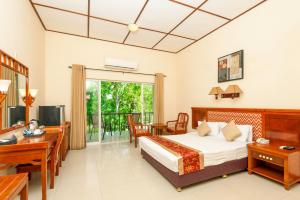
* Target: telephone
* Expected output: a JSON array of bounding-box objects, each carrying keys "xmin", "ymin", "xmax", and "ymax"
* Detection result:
[{"xmin": 256, "ymin": 138, "xmax": 270, "ymax": 144}]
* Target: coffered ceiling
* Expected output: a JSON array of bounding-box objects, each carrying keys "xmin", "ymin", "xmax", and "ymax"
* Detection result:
[{"xmin": 29, "ymin": 0, "xmax": 267, "ymax": 53}]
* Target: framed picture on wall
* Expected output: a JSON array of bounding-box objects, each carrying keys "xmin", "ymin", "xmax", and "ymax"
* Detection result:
[{"xmin": 218, "ymin": 50, "xmax": 244, "ymax": 82}]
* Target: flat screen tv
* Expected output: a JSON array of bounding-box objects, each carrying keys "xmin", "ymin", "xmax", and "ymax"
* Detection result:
[
  {"xmin": 8, "ymin": 106, "xmax": 26, "ymax": 127},
  {"xmin": 39, "ymin": 105, "xmax": 65, "ymax": 126}
]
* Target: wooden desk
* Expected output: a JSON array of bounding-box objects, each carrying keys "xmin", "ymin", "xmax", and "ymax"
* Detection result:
[
  {"xmin": 0, "ymin": 131, "xmax": 59, "ymax": 200},
  {"xmin": 0, "ymin": 173, "xmax": 28, "ymax": 200},
  {"xmin": 151, "ymin": 123, "xmax": 167, "ymax": 135},
  {"xmin": 248, "ymin": 142, "xmax": 300, "ymax": 190}
]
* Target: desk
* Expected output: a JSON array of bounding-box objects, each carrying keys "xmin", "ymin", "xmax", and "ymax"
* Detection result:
[
  {"xmin": 151, "ymin": 123, "xmax": 167, "ymax": 135},
  {"xmin": 0, "ymin": 130, "xmax": 59, "ymax": 200},
  {"xmin": 0, "ymin": 173, "xmax": 28, "ymax": 200}
]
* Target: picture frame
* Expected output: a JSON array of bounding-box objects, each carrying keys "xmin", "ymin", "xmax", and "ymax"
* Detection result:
[{"xmin": 218, "ymin": 50, "xmax": 244, "ymax": 83}]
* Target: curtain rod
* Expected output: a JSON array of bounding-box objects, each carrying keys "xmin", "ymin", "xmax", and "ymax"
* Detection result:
[{"xmin": 68, "ymin": 66, "xmax": 166, "ymax": 77}]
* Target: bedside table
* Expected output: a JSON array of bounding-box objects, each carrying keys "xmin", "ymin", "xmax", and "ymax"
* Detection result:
[{"xmin": 248, "ymin": 142, "xmax": 300, "ymax": 190}]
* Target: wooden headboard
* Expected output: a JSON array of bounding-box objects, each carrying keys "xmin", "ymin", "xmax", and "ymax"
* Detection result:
[{"xmin": 192, "ymin": 107, "xmax": 300, "ymax": 144}]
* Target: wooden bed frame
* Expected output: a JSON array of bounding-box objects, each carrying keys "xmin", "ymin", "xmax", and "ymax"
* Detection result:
[{"xmin": 141, "ymin": 107, "xmax": 300, "ymax": 191}]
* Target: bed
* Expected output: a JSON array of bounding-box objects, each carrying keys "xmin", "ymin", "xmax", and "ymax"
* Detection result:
[
  {"xmin": 140, "ymin": 107, "xmax": 300, "ymax": 191},
  {"xmin": 140, "ymin": 124, "xmax": 252, "ymax": 191}
]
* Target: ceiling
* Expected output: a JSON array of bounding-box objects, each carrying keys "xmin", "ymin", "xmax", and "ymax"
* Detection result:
[{"xmin": 29, "ymin": 0, "xmax": 267, "ymax": 53}]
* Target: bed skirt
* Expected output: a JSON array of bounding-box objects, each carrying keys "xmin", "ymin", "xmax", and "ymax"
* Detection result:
[{"xmin": 141, "ymin": 149, "xmax": 248, "ymax": 189}]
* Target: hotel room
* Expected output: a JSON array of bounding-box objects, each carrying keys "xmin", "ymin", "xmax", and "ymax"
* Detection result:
[{"xmin": 0, "ymin": 0, "xmax": 300, "ymax": 199}]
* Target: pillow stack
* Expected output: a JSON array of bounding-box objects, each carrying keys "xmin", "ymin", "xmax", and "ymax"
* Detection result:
[
  {"xmin": 196, "ymin": 120, "xmax": 252, "ymax": 142},
  {"xmin": 221, "ymin": 120, "xmax": 241, "ymax": 141}
]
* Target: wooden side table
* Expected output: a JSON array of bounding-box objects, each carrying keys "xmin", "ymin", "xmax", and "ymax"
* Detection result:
[
  {"xmin": 151, "ymin": 123, "xmax": 167, "ymax": 135},
  {"xmin": 248, "ymin": 142, "xmax": 300, "ymax": 190},
  {"xmin": 0, "ymin": 173, "xmax": 28, "ymax": 200}
]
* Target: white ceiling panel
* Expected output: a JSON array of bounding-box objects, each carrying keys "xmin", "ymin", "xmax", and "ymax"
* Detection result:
[
  {"xmin": 155, "ymin": 35, "xmax": 194, "ymax": 52},
  {"xmin": 90, "ymin": 18, "xmax": 129, "ymax": 43},
  {"xmin": 174, "ymin": 0, "xmax": 206, "ymax": 7},
  {"xmin": 137, "ymin": 0, "xmax": 193, "ymax": 32},
  {"xmin": 36, "ymin": 5, "xmax": 87, "ymax": 36},
  {"xmin": 90, "ymin": 0, "xmax": 147, "ymax": 24},
  {"xmin": 201, "ymin": 0, "xmax": 264, "ymax": 19},
  {"xmin": 33, "ymin": 0, "xmax": 88, "ymax": 14},
  {"xmin": 125, "ymin": 29, "xmax": 165, "ymax": 48},
  {"xmin": 172, "ymin": 11, "xmax": 227, "ymax": 39}
]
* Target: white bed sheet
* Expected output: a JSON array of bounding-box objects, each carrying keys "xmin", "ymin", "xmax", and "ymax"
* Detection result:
[{"xmin": 139, "ymin": 132, "xmax": 248, "ymax": 173}]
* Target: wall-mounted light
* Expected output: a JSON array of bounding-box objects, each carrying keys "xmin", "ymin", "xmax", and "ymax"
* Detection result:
[
  {"xmin": 19, "ymin": 89, "xmax": 38, "ymax": 106},
  {"xmin": 209, "ymin": 87, "xmax": 224, "ymax": 100},
  {"xmin": 0, "ymin": 80, "xmax": 11, "ymax": 104},
  {"xmin": 222, "ymin": 85, "xmax": 243, "ymax": 99}
]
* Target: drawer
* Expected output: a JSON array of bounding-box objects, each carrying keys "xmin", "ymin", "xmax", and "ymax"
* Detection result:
[{"xmin": 252, "ymin": 151, "xmax": 284, "ymax": 166}]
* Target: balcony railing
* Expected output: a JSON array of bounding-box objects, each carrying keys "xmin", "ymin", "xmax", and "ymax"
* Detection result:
[{"xmin": 87, "ymin": 112, "xmax": 153, "ymax": 141}]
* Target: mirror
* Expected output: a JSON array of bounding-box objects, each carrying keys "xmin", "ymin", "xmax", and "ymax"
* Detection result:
[{"xmin": 1, "ymin": 66, "xmax": 27, "ymax": 129}]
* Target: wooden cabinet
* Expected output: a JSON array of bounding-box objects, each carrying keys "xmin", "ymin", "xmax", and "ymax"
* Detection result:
[{"xmin": 248, "ymin": 142, "xmax": 300, "ymax": 190}]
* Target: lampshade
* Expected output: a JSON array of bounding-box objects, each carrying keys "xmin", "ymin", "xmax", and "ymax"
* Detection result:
[
  {"xmin": 128, "ymin": 23, "xmax": 139, "ymax": 32},
  {"xmin": 19, "ymin": 89, "xmax": 26, "ymax": 97},
  {"xmin": 29, "ymin": 89, "xmax": 38, "ymax": 97},
  {"xmin": 0, "ymin": 80, "xmax": 11, "ymax": 93},
  {"xmin": 209, "ymin": 87, "xmax": 224, "ymax": 95},
  {"xmin": 224, "ymin": 85, "xmax": 243, "ymax": 94}
]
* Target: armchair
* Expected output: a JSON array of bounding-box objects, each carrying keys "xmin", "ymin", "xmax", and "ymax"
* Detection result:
[
  {"xmin": 166, "ymin": 113, "xmax": 189, "ymax": 135},
  {"xmin": 127, "ymin": 114, "xmax": 151, "ymax": 148}
]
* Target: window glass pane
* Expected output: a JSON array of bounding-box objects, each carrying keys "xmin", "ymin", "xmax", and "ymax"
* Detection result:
[{"xmin": 86, "ymin": 80, "xmax": 99, "ymax": 142}]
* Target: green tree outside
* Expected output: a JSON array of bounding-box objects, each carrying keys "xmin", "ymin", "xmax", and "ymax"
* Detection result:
[{"xmin": 86, "ymin": 80, "xmax": 154, "ymax": 142}]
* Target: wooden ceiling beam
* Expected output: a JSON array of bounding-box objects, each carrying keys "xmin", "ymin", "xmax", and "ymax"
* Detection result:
[
  {"xmin": 169, "ymin": 0, "xmax": 231, "ymax": 21},
  {"xmin": 176, "ymin": 0, "xmax": 268, "ymax": 53},
  {"xmin": 32, "ymin": 2, "xmax": 196, "ymax": 41},
  {"xmin": 47, "ymin": 29, "xmax": 176, "ymax": 54},
  {"xmin": 28, "ymin": 0, "xmax": 268, "ymax": 54},
  {"xmin": 123, "ymin": 0, "xmax": 149, "ymax": 44},
  {"xmin": 28, "ymin": 0, "xmax": 46, "ymax": 30},
  {"xmin": 152, "ymin": 0, "xmax": 209, "ymax": 49},
  {"xmin": 87, "ymin": 0, "xmax": 90, "ymax": 37}
]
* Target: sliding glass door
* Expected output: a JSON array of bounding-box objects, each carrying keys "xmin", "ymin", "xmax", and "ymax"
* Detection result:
[{"xmin": 86, "ymin": 80, "xmax": 154, "ymax": 143}]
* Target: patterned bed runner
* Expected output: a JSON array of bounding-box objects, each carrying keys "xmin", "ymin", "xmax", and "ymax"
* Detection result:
[{"xmin": 145, "ymin": 136, "xmax": 204, "ymax": 175}]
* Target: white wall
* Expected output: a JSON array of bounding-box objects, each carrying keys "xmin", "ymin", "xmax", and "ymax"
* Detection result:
[
  {"xmin": 0, "ymin": 0, "xmax": 45, "ymax": 119},
  {"xmin": 177, "ymin": 0, "xmax": 300, "ymax": 129},
  {"xmin": 44, "ymin": 32, "xmax": 178, "ymax": 122}
]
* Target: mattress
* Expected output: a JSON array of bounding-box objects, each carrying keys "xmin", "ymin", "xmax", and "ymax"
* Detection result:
[{"xmin": 139, "ymin": 132, "xmax": 248, "ymax": 173}]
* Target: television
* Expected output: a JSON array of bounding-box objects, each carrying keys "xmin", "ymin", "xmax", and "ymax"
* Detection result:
[
  {"xmin": 39, "ymin": 105, "xmax": 65, "ymax": 126},
  {"xmin": 8, "ymin": 106, "xmax": 26, "ymax": 127}
]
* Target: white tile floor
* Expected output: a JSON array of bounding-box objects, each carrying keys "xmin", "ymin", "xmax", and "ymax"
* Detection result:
[{"xmin": 27, "ymin": 142, "xmax": 300, "ymax": 200}]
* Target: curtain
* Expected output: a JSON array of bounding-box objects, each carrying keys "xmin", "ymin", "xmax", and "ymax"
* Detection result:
[
  {"xmin": 1, "ymin": 67, "xmax": 17, "ymax": 128},
  {"xmin": 154, "ymin": 73, "xmax": 164, "ymax": 123},
  {"xmin": 70, "ymin": 64, "xmax": 86, "ymax": 150}
]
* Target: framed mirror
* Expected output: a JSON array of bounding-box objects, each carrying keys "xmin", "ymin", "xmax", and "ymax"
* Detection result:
[{"xmin": 0, "ymin": 50, "xmax": 29, "ymax": 132}]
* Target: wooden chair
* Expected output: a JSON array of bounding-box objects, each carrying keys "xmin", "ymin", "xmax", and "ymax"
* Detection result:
[
  {"xmin": 127, "ymin": 114, "xmax": 151, "ymax": 148},
  {"xmin": 166, "ymin": 113, "xmax": 189, "ymax": 135},
  {"xmin": 0, "ymin": 173, "xmax": 28, "ymax": 200},
  {"xmin": 16, "ymin": 128, "xmax": 64, "ymax": 189}
]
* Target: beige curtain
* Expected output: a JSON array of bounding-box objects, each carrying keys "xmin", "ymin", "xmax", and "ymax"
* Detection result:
[
  {"xmin": 1, "ymin": 67, "xmax": 17, "ymax": 128},
  {"xmin": 154, "ymin": 73, "xmax": 164, "ymax": 123},
  {"xmin": 70, "ymin": 64, "xmax": 86, "ymax": 150}
]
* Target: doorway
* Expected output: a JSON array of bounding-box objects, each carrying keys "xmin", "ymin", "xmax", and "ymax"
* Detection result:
[{"xmin": 86, "ymin": 80, "xmax": 154, "ymax": 143}]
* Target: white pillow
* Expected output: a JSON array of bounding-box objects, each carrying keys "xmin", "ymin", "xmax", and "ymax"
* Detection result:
[
  {"xmin": 218, "ymin": 123, "xmax": 252, "ymax": 142},
  {"xmin": 197, "ymin": 121, "xmax": 220, "ymax": 136}
]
